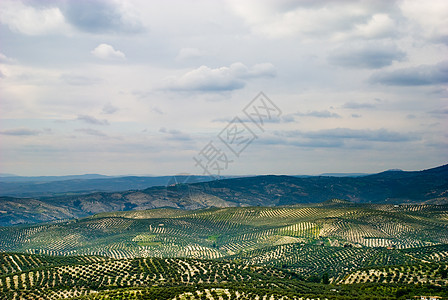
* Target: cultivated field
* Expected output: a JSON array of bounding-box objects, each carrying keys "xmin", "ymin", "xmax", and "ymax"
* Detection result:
[{"xmin": 1, "ymin": 202, "xmax": 448, "ymax": 299}]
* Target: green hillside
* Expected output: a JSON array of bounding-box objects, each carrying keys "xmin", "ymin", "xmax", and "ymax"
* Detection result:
[
  {"xmin": 1, "ymin": 252, "xmax": 447, "ymax": 300},
  {"xmin": 1, "ymin": 202, "xmax": 448, "ymax": 299},
  {"xmin": 2, "ymin": 203, "xmax": 447, "ymax": 258}
]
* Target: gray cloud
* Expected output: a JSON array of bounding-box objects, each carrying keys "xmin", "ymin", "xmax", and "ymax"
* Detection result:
[
  {"xmin": 0, "ymin": 128, "xmax": 40, "ymax": 136},
  {"xmin": 62, "ymin": 0, "xmax": 145, "ymax": 34},
  {"xmin": 370, "ymin": 61, "xmax": 448, "ymax": 86},
  {"xmin": 76, "ymin": 115, "xmax": 109, "ymax": 125},
  {"xmin": 102, "ymin": 103, "xmax": 119, "ymax": 114},
  {"xmin": 151, "ymin": 107, "xmax": 164, "ymax": 115},
  {"xmin": 291, "ymin": 139, "xmax": 344, "ymax": 148},
  {"xmin": 159, "ymin": 128, "xmax": 192, "ymax": 141},
  {"xmin": 75, "ymin": 128, "xmax": 107, "ymax": 137},
  {"xmin": 267, "ymin": 128, "xmax": 419, "ymax": 149},
  {"xmin": 429, "ymin": 108, "xmax": 448, "ymax": 118},
  {"xmin": 328, "ymin": 44, "xmax": 405, "ymax": 69},
  {"xmin": 257, "ymin": 135, "xmax": 344, "ymax": 148},
  {"xmin": 296, "ymin": 110, "xmax": 341, "ymax": 118},
  {"xmin": 281, "ymin": 115, "xmax": 296, "ymax": 123},
  {"xmin": 302, "ymin": 128, "xmax": 418, "ymax": 142},
  {"xmin": 212, "ymin": 114, "xmax": 294, "ymax": 124},
  {"xmin": 1, "ymin": 0, "xmax": 145, "ymax": 36}
]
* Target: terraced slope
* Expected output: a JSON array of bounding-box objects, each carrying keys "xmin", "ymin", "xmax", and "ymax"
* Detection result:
[
  {"xmin": 1, "ymin": 204, "xmax": 448, "ymax": 299},
  {"xmin": 1, "ymin": 252, "xmax": 447, "ymax": 300},
  {"xmin": 341, "ymin": 262, "xmax": 448, "ymax": 285},
  {"xmin": 0, "ymin": 253, "xmax": 322, "ymax": 300},
  {"xmin": 0, "ymin": 253, "xmax": 107, "ymax": 276},
  {"xmin": 1, "ymin": 203, "xmax": 448, "ymax": 259}
]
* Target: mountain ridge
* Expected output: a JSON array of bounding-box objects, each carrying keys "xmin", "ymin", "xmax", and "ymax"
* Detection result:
[{"xmin": 1, "ymin": 164, "xmax": 447, "ymax": 226}]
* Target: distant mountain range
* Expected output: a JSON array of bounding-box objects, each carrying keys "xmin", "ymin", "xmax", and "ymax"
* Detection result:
[
  {"xmin": 318, "ymin": 172, "xmax": 370, "ymax": 177},
  {"xmin": 0, "ymin": 173, "xmax": 373, "ymax": 198},
  {"xmin": 0, "ymin": 173, "xmax": 111, "ymax": 182},
  {"xmin": 0, "ymin": 164, "xmax": 446, "ymax": 226},
  {"xmin": 0, "ymin": 175, "xmax": 218, "ymax": 198}
]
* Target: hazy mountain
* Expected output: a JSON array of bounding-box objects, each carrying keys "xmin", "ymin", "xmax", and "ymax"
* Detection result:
[
  {"xmin": 0, "ymin": 173, "xmax": 17, "ymax": 177},
  {"xmin": 0, "ymin": 164, "xmax": 446, "ymax": 226},
  {"xmin": 0, "ymin": 174, "xmax": 111, "ymax": 182},
  {"xmin": 0, "ymin": 175, "xmax": 217, "ymax": 198},
  {"xmin": 319, "ymin": 173, "xmax": 370, "ymax": 177}
]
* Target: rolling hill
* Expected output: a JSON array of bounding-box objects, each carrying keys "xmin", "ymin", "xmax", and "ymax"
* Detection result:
[
  {"xmin": 1, "ymin": 202, "xmax": 448, "ymax": 299},
  {"xmin": 2, "ymin": 202, "xmax": 448, "ymax": 260},
  {"xmin": 2, "ymin": 251, "xmax": 447, "ymax": 299}
]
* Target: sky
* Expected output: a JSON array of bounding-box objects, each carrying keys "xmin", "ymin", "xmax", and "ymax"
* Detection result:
[{"xmin": 0, "ymin": 0, "xmax": 447, "ymax": 176}]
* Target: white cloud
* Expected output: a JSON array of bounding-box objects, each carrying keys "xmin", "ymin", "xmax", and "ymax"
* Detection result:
[
  {"xmin": 91, "ymin": 44, "xmax": 126, "ymax": 60},
  {"xmin": 353, "ymin": 14, "xmax": 396, "ymax": 39},
  {"xmin": 0, "ymin": 52, "xmax": 16, "ymax": 64},
  {"xmin": 400, "ymin": 0, "xmax": 448, "ymax": 44},
  {"xmin": 0, "ymin": 0, "xmax": 70, "ymax": 35},
  {"xmin": 165, "ymin": 62, "xmax": 276, "ymax": 92},
  {"xmin": 227, "ymin": 0, "xmax": 395, "ymax": 40}
]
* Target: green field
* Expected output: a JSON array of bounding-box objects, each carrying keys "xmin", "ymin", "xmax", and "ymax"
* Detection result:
[{"xmin": 1, "ymin": 202, "xmax": 448, "ymax": 299}]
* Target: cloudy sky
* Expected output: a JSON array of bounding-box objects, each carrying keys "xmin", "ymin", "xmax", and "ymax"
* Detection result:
[{"xmin": 0, "ymin": 0, "xmax": 447, "ymax": 176}]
